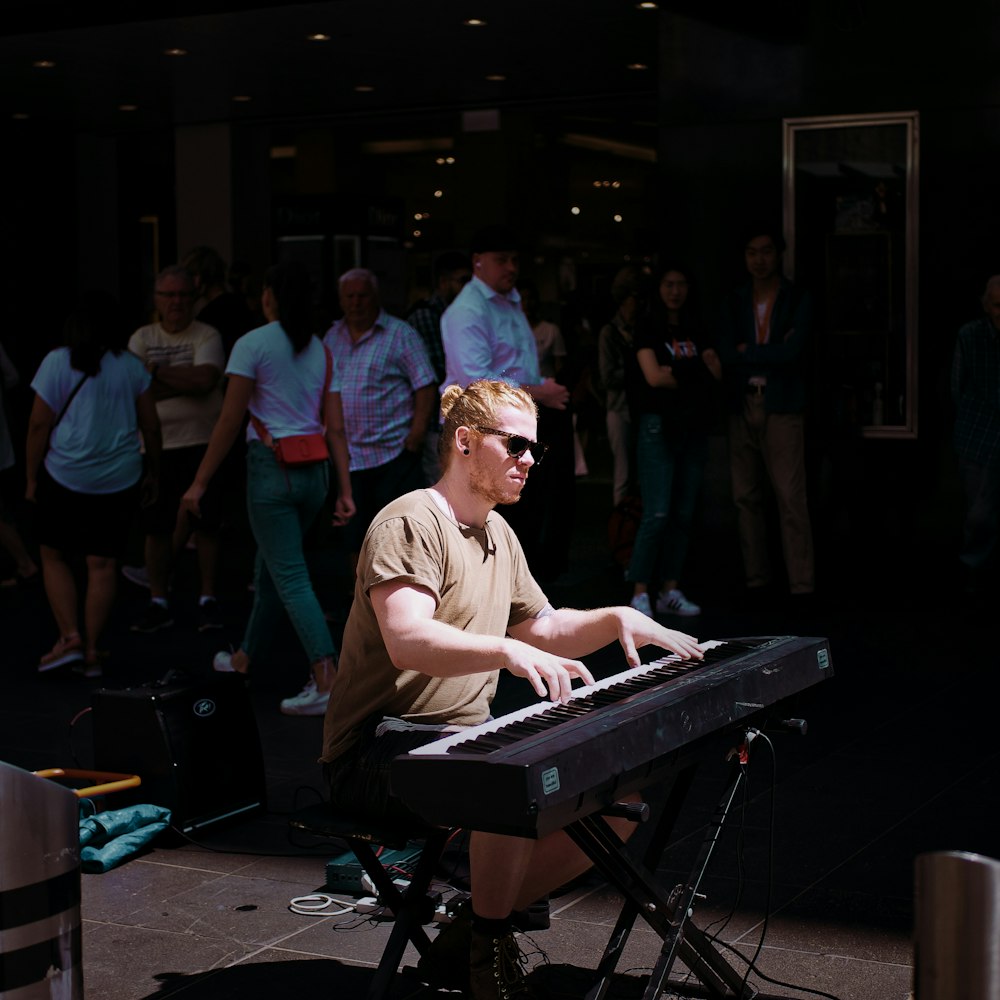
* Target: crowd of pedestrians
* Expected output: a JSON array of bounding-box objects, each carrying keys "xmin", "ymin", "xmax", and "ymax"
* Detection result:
[{"xmin": 0, "ymin": 221, "xmax": 836, "ymax": 717}]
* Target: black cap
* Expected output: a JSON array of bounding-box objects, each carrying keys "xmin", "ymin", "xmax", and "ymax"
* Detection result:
[{"xmin": 469, "ymin": 225, "xmax": 519, "ymax": 255}]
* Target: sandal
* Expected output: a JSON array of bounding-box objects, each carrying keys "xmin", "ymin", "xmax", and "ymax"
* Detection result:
[{"xmin": 38, "ymin": 634, "xmax": 84, "ymax": 672}]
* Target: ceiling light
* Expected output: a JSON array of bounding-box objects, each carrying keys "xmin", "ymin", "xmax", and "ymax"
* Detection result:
[
  {"xmin": 613, "ymin": 214, "xmax": 623, "ymax": 223},
  {"xmin": 571, "ymin": 206, "xmax": 581, "ymax": 216},
  {"xmin": 612, "ymin": 180, "xmax": 621, "ymax": 188},
  {"xmin": 433, "ymin": 190, "xmax": 443, "ymax": 198},
  {"xmin": 485, "ymin": 74, "xmax": 506, "ymax": 82},
  {"xmin": 33, "ymin": 60, "xmax": 56, "ymax": 69},
  {"xmin": 636, "ymin": 2, "xmax": 658, "ymax": 8},
  {"xmin": 627, "ymin": 63, "xmax": 649, "ymax": 71},
  {"xmin": 307, "ymin": 33, "xmax": 331, "ymax": 42},
  {"xmin": 164, "ymin": 48, "xmax": 187, "ymax": 56},
  {"xmin": 445, "ymin": 156, "xmax": 455, "ymax": 164},
  {"xmin": 463, "ymin": 18, "xmax": 487, "ymax": 26},
  {"xmin": 413, "ymin": 230, "xmax": 422, "ymax": 238},
  {"xmin": 118, "ymin": 104, "xmax": 138, "ymax": 112}
]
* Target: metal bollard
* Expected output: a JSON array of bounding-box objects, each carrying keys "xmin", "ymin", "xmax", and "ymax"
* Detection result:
[
  {"xmin": 915, "ymin": 850, "xmax": 1000, "ymax": 1000},
  {"xmin": 0, "ymin": 760, "xmax": 83, "ymax": 998}
]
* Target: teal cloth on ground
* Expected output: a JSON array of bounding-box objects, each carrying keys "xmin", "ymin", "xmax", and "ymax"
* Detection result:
[{"xmin": 78, "ymin": 802, "xmax": 172, "ymax": 873}]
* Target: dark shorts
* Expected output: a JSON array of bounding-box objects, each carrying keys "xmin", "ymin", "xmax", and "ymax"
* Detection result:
[
  {"xmin": 142, "ymin": 445, "xmax": 224, "ymax": 535},
  {"xmin": 34, "ymin": 467, "xmax": 139, "ymax": 558},
  {"xmin": 323, "ymin": 715, "xmax": 447, "ymax": 826}
]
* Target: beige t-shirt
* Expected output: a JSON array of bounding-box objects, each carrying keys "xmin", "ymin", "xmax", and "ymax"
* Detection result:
[
  {"xmin": 320, "ymin": 489, "xmax": 548, "ymax": 763},
  {"xmin": 128, "ymin": 320, "xmax": 224, "ymax": 449}
]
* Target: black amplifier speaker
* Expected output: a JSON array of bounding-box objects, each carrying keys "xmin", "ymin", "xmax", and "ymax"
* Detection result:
[{"xmin": 92, "ymin": 673, "xmax": 266, "ymax": 834}]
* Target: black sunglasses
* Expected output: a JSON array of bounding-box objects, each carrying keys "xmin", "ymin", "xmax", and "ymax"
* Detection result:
[{"xmin": 475, "ymin": 426, "xmax": 548, "ymax": 465}]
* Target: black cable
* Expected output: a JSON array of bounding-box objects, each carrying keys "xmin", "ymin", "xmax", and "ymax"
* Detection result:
[
  {"xmin": 710, "ymin": 935, "xmax": 845, "ymax": 1000},
  {"xmin": 692, "ymin": 728, "xmax": 838, "ymax": 1000},
  {"xmin": 737, "ymin": 729, "xmax": 776, "ymax": 994}
]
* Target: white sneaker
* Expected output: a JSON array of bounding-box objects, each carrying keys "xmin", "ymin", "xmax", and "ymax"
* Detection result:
[
  {"xmin": 629, "ymin": 593, "xmax": 653, "ymax": 618},
  {"xmin": 280, "ymin": 679, "xmax": 329, "ymax": 716},
  {"xmin": 213, "ymin": 650, "xmax": 236, "ymax": 673},
  {"xmin": 656, "ymin": 588, "xmax": 701, "ymax": 617}
]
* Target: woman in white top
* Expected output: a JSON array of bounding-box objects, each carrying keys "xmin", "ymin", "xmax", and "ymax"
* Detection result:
[
  {"xmin": 181, "ymin": 260, "xmax": 354, "ymax": 716},
  {"xmin": 26, "ymin": 291, "xmax": 162, "ymax": 674}
]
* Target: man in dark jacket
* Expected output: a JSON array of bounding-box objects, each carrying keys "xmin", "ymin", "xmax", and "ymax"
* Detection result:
[{"xmin": 718, "ymin": 223, "xmax": 815, "ymax": 598}]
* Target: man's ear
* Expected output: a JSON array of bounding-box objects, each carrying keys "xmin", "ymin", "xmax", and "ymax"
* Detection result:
[{"xmin": 455, "ymin": 426, "xmax": 473, "ymax": 453}]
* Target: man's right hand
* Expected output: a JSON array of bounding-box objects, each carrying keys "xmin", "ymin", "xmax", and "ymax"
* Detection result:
[
  {"xmin": 531, "ymin": 377, "xmax": 570, "ymax": 410},
  {"xmin": 503, "ymin": 640, "xmax": 595, "ymax": 704}
]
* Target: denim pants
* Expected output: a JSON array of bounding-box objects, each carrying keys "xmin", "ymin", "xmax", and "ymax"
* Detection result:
[
  {"xmin": 242, "ymin": 442, "xmax": 333, "ymax": 665},
  {"xmin": 625, "ymin": 413, "xmax": 707, "ymax": 587}
]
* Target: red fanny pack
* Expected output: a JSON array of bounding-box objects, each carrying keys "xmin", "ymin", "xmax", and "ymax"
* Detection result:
[
  {"xmin": 250, "ymin": 345, "xmax": 332, "ymax": 468},
  {"xmin": 272, "ymin": 433, "xmax": 328, "ymax": 466}
]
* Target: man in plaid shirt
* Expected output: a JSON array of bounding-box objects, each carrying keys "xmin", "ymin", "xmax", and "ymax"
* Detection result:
[
  {"xmin": 324, "ymin": 268, "xmax": 437, "ymax": 563},
  {"xmin": 952, "ymin": 274, "xmax": 1000, "ymax": 591}
]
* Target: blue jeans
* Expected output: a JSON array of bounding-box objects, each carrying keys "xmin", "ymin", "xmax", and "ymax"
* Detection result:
[
  {"xmin": 242, "ymin": 442, "xmax": 333, "ymax": 665},
  {"xmin": 626, "ymin": 413, "xmax": 708, "ymax": 587}
]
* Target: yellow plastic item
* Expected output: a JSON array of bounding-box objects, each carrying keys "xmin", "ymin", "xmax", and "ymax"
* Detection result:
[{"xmin": 34, "ymin": 767, "xmax": 141, "ymax": 799}]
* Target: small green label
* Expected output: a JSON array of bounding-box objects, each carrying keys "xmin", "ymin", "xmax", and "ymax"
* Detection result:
[
  {"xmin": 817, "ymin": 649, "xmax": 829, "ymax": 669},
  {"xmin": 541, "ymin": 767, "xmax": 560, "ymax": 794}
]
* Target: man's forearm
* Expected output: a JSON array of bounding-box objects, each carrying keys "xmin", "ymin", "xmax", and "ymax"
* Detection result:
[
  {"xmin": 384, "ymin": 615, "xmax": 520, "ymax": 677},
  {"xmin": 513, "ymin": 606, "xmax": 623, "ymax": 659}
]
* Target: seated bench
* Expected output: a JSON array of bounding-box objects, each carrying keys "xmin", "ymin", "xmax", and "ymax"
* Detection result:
[{"xmin": 289, "ymin": 803, "xmax": 454, "ymax": 1000}]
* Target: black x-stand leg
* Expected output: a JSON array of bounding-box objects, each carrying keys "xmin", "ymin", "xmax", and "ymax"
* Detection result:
[{"xmin": 564, "ymin": 733, "xmax": 782, "ymax": 1000}]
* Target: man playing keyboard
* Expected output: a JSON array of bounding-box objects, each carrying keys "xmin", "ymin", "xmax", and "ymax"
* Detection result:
[{"xmin": 320, "ymin": 378, "xmax": 703, "ymax": 1000}]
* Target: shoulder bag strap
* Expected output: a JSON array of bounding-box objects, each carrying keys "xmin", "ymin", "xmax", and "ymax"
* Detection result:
[{"xmin": 53, "ymin": 373, "xmax": 89, "ymax": 428}]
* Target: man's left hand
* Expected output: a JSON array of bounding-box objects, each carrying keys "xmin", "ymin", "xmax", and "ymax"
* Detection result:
[{"xmin": 616, "ymin": 608, "xmax": 704, "ymax": 669}]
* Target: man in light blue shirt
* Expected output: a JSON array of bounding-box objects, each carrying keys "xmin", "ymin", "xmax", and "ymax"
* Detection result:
[
  {"xmin": 441, "ymin": 226, "xmax": 569, "ymax": 412},
  {"xmin": 441, "ymin": 227, "xmax": 572, "ymax": 581}
]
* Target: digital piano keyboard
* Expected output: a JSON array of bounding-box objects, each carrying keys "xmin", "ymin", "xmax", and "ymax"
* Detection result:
[{"xmin": 390, "ymin": 635, "xmax": 832, "ymax": 837}]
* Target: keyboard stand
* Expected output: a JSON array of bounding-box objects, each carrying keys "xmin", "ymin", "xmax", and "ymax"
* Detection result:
[{"xmin": 564, "ymin": 734, "xmax": 784, "ymax": 1000}]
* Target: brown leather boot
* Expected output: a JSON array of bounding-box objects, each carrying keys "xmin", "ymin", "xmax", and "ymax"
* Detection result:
[{"xmin": 468, "ymin": 926, "xmax": 536, "ymax": 1000}]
